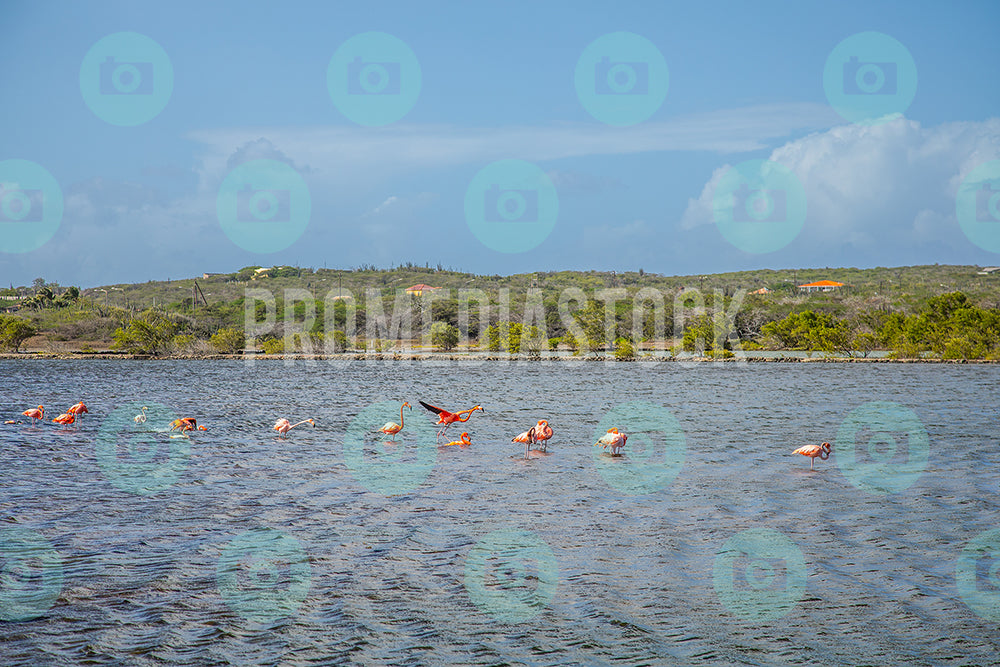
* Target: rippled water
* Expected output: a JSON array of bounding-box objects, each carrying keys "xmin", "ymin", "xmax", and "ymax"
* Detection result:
[{"xmin": 1, "ymin": 359, "xmax": 998, "ymax": 665}]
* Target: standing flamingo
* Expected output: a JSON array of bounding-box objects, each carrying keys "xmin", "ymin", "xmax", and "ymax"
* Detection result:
[
  {"xmin": 532, "ymin": 420, "xmax": 553, "ymax": 451},
  {"xmin": 67, "ymin": 402, "xmax": 89, "ymax": 419},
  {"xmin": 442, "ymin": 432, "xmax": 472, "ymax": 447},
  {"xmin": 22, "ymin": 406, "xmax": 44, "ymax": 425},
  {"xmin": 52, "ymin": 412, "xmax": 75, "ymax": 426},
  {"xmin": 793, "ymin": 442, "xmax": 832, "ymax": 470},
  {"xmin": 274, "ymin": 418, "xmax": 315, "ymax": 438},
  {"xmin": 418, "ymin": 401, "xmax": 485, "ymax": 441},
  {"xmin": 379, "ymin": 402, "xmax": 411, "ymax": 440},
  {"xmin": 134, "ymin": 406, "xmax": 148, "ymax": 424},
  {"xmin": 595, "ymin": 427, "xmax": 627, "ymax": 456},
  {"xmin": 512, "ymin": 420, "xmax": 552, "ymax": 459}
]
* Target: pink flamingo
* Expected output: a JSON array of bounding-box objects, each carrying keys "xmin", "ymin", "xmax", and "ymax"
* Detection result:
[
  {"xmin": 419, "ymin": 401, "xmax": 485, "ymax": 442},
  {"xmin": 512, "ymin": 420, "xmax": 553, "ymax": 459},
  {"xmin": 442, "ymin": 432, "xmax": 472, "ymax": 447},
  {"xmin": 379, "ymin": 402, "xmax": 411, "ymax": 440},
  {"xmin": 793, "ymin": 442, "xmax": 832, "ymax": 470},
  {"xmin": 52, "ymin": 412, "xmax": 75, "ymax": 426},
  {"xmin": 67, "ymin": 402, "xmax": 89, "ymax": 419},
  {"xmin": 22, "ymin": 406, "xmax": 44, "ymax": 425},
  {"xmin": 595, "ymin": 427, "xmax": 627, "ymax": 456},
  {"xmin": 274, "ymin": 417, "xmax": 314, "ymax": 438}
]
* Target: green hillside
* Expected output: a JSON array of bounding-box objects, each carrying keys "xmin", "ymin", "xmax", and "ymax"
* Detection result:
[{"xmin": 2, "ymin": 264, "xmax": 998, "ymax": 358}]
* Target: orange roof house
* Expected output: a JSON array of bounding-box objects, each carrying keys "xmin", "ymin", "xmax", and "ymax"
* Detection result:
[
  {"xmin": 405, "ymin": 284, "xmax": 440, "ymax": 297},
  {"xmin": 798, "ymin": 280, "xmax": 845, "ymax": 293}
]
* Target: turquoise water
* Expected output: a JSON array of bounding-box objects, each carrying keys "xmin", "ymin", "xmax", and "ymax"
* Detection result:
[{"xmin": 1, "ymin": 360, "xmax": 998, "ymax": 665}]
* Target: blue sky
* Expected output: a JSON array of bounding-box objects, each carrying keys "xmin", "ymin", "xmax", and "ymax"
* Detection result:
[{"xmin": 1, "ymin": 0, "xmax": 998, "ymax": 287}]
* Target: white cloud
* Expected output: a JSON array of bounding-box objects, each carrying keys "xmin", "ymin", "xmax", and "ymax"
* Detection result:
[
  {"xmin": 186, "ymin": 103, "xmax": 839, "ymax": 186},
  {"xmin": 363, "ymin": 195, "xmax": 399, "ymax": 217},
  {"xmin": 680, "ymin": 117, "xmax": 1000, "ymax": 257}
]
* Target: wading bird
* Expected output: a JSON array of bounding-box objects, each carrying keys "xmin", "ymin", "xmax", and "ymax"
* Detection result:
[
  {"xmin": 67, "ymin": 402, "xmax": 89, "ymax": 419},
  {"xmin": 793, "ymin": 442, "xmax": 832, "ymax": 470},
  {"xmin": 170, "ymin": 418, "xmax": 206, "ymax": 433},
  {"xmin": 512, "ymin": 420, "xmax": 553, "ymax": 459},
  {"xmin": 595, "ymin": 427, "xmax": 627, "ymax": 456},
  {"xmin": 22, "ymin": 406, "xmax": 44, "ymax": 425},
  {"xmin": 418, "ymin": 401, "xmax": 485, "ymax": 441},
  {"xmin": 52, "ymin": 412, "xmax": 75, "ymax": 426},
  {"xmin": 379, "ymin": 402, "xmax": 411, "ymax": 440},
  {"xmin": 134, "ymin": 406, "xmax": 148, "ymax": 424},
  {"xmin": 442, "ymin": 432, "xmax": 472, "ymax": 447},
  {"xmin": 274, "ymin": 417, "xmax": 315, "ymax": 438}
]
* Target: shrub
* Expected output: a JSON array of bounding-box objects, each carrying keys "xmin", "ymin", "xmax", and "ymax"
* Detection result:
[
  {"xmin": 614, "ymin": 337, "xmax": 636, "ymax": 360},
  {"xmin": 0, "ymin": 315, "xmax": 36, "ymax": 352},
  {"xmin": 210, "ymin": 327, "xmax": 245, "ymax": 354},
  {"xmin": 431, "ymin": 321, "xmax": 460, "ymax": 351},
  {"xmin": 262, "ymin": 337, "xmax": 285, "ymax": 354}
]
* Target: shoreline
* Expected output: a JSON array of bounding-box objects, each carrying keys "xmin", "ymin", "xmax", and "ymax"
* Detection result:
[{"xmin": 1, "ymin": 351, "xmax": 997, "ymax": 363}]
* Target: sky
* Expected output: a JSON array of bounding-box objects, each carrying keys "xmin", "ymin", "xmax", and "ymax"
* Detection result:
[{"xmin": 1, "ymin": 0, "xmax": 999, "ymax": 288}]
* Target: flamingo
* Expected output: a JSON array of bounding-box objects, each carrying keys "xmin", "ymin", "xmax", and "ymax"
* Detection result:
[
  {"xmin": 67, "ymin": 402, "xmax": 89, "ymax": 419},
  {"xmin": 442, "ymin": 432, "xmax": 472, "ymax": 447},
  {"xmin": 379, "ymin": 402, "xmax": 411, "ymax": 440},
  {"xmin": 134, "ymin": 406, "xmax": 148, "ymax": 424},
  {"xmin": 274, "ymin": 417, "xmax": 315, "ymax": 438},
  {"xmin": 595, "ymin": 427, "xmax": 627, "ymax": 456},
  {"xmin": 52, "ymin": 412, "xmax": 75, "ymax": 426},
  {"xmin": 512, "ymin": 420, "xmax": 551, "ymax": 459},
  {"xmin": 22, "ymin": 406, "xmax": 44, "ymax": 425},
  {"xmin": 418, "ymin": 401, "xmax": 485, "ymax": 441},
  {"xmin": 169, "ymin": 418, "xmax": 206, "ymax": 433},
  {"xmin": 793, "ymin": 442, "xmax": 832, "ymax": 470}
]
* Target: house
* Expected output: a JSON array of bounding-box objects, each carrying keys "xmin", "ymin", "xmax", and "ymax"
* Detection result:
[
  {"xmin": 798, "ymin": 280, "xmax": 845, "ymax": 293},
  {"xmin": 976, "ymin": 267, "xmax": 1000, "ymax": 275},
  {"xmin": 749, "ymin": 287, "xmax": 771, "ymax": 295},
  {"xmin": 405, "ymin": 284, "xmax": 439, "ymax": 297}
]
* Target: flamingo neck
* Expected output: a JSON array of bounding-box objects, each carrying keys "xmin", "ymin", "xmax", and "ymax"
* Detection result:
[
  {"xmin": 819, "ymin": 449, "xmax": 829, "ymax": 460},
  {"xmin": 399, "ymin": 405, "xmax": 405, "ymax": 428}
]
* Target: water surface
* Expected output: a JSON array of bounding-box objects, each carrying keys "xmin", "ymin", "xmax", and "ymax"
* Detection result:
[{"xmin": 1, "ymin": 360, "xmax": 998, "ymax": 665}]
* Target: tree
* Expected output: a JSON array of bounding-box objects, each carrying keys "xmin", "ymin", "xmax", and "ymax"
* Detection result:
[
  {"xmin": 0, "ymin": 316, "xmax": 36, "ymax": 352},
  {"xmin": 210, "ymin": 328, "xmax": 245, "ymax": 354},
  {"xmin": 431, "ymin": 321, "xmax": 459, "ymax": 351}
]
